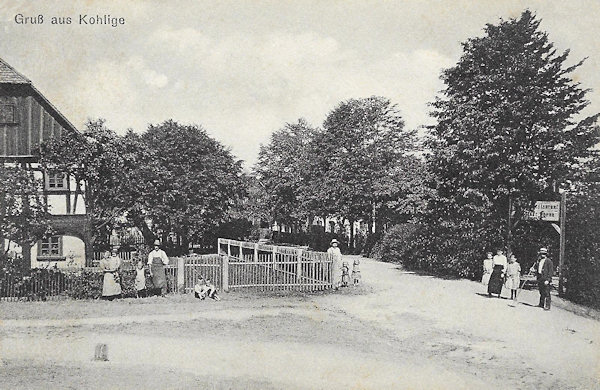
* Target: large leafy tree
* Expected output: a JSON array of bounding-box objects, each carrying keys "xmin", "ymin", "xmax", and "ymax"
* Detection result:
[
  {"xmin": 0, "ymin": 163, "xmax": 51, "ymax": 267},
  {"xmin": 254, "ymin": 119, "xmax": 316, "ymax": 229},
  {"xmin": 419, "ymin": 11, "xmax": 599, "ymax": 277},
  {"xmin": 40, "ymin": 119, "xmax": 145, "ymax": 260},
  {"xmin": 319, "ymin": 96, "xmax": 415, "ymax": 247},
  {"xmin": 136, "ymin": 120, "xmax": 245, "ymax": 250}
]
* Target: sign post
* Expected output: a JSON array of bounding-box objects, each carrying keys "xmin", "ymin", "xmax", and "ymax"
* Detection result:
[
  {"xmin": 558, "ymin": 192, "xmax": 566, "ymax": 296},
  {"xmin": 521, "ymin": 198, "xmax": 566, "ymax": 297}
]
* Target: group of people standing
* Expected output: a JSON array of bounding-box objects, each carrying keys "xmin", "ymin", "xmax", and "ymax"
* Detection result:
[
  {"xmin": 481, "ymin": 247, "xmax": 554, "ymax": 310},
  {"xmin": 327, "ymin": 239, "xmax": 361, "ymax": 289},
  {"xmin": 99, "ymin": 239, "xmax": 170, "ymax": 300}
]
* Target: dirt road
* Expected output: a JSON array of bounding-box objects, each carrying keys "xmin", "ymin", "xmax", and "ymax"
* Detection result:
[{"xmin": 1, "ymin": 256, "xmax": 598, "ymax": 389}]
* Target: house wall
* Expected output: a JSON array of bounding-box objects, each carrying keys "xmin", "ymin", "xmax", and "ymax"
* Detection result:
[
  {"xmin": 0, "ymin": 90, "xmax": 67, "ymax": 157},
  {"xmin": 30, "ymin": 235, "xmax": 86, "ymax": 269},
  {"xmin": 30, "ymin": 163, "xmax": 86, "ymax": 215}
]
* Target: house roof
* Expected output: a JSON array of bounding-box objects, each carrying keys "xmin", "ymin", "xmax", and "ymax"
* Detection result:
[
  {"xmin": 0, "ymin": 56, "xmax": 79, "ymax": 133},
  {"xmin": 0, "ymin": 57, "xmax": 31, "ymax": 84}
]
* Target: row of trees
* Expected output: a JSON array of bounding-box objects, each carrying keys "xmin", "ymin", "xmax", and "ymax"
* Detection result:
[
  {"xmin": 252, "ymin": 11, "xmax": 599, "ymax": 307},
  {"xmin": 252, "ymin": 97, "xmax": 429, "ymax": 251},
  {"xmin": 37, "ymin": 119, "xmax": 245, "ymax": 257}
]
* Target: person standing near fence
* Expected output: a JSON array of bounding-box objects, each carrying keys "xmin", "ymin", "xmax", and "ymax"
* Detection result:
[
  {"xmin": 327, "ymin": 239, "xmax": 343, "ymax": 289},
  {"xmin": 100, "ymin": 248, "xmax": 122, "ymax": 301},
  {"xmin": 148, "ymin": 240, "xmax": 169, "ymax": 297}
]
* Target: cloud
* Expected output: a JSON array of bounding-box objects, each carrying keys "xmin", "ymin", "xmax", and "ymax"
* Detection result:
[{"xmin": 51, "ymin": 26, "xmax": 455, "ymax": 165}]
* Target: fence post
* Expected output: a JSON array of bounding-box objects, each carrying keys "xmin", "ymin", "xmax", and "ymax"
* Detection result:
[
  {"xmin": 272, "ymin": 245, "xmax": 277, "ymax": 272},
  {"xmin": 177, "ymin": 257, "xmax": 185, "ymax": 294},
  {"xmin": 296, "ymin": 248, "xmax": 303, "ymax": 282},
  {"xmin": 254, "ymin": 243, "xmax": 258, "ymax": 262},
  {"xmin": 217, "ymin": 238, "xmax": 222, "ymax": 254},
  {"xmin": 239, "ymin": 241, "xmax": 243, "ymax": 261},
  {"xmin": 222, "ymin": 254, "xmax": 229, "ymax": 292}
]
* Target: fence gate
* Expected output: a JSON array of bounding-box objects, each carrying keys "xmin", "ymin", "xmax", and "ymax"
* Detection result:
[
  {"xmin": 217, "ymin": 238, "xmax": 332, "ymax": 292},
  {"xmin": 182, "ymin": 254, "xmax": 223, "ymax": 293}
]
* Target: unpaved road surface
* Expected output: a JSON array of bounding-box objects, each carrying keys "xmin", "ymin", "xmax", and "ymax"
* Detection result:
[{"xmin": 1, "ymin": 256, "xmax": 599, "ymax": 389}]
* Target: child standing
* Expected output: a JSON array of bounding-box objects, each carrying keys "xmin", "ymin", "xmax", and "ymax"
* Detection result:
[
  {"xmin": 504, "ymin": 254, "xmax": 521, "ymax": 300},
  {"xmin": 351, "ymin": 258, "xmax": 361, "ymax": 285},
  {"xmin": 341, "ymin": 261, "xmax": 350, "ymax": 287},
  {"xmin": 134, "ymin": 260, "xmax": 147, "ymax": 298},
  {"xmin": 481, "ymin": 251, "xmax": 493, "ymax": 286}
]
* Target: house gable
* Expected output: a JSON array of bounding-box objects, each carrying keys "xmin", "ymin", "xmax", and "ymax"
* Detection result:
[{"xmin": 0, "ymin": 57, "xmax": 78, "ymax": 158}]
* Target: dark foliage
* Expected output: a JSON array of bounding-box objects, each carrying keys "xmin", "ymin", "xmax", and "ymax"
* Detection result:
[{"xmin": 405, "ymin": 11, "xmax": 599, "ymax": 281}]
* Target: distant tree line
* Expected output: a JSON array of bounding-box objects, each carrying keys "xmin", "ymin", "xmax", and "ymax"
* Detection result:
[{"xmin": 251, "ymin": 97, "xmax": 427, "ymax": 252}]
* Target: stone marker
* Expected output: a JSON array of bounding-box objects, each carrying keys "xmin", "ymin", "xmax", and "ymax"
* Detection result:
[{"xmin": 94, "ymin": 343, "xmax": 108, "ymax": 361}]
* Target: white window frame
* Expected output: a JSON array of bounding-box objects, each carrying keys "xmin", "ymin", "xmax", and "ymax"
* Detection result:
[
  {"xmin": 38, "ymin": 236, "xmax": 64, "ymax": 259},
  {"xmin": 45, "ymin": 171, "xmax": 68, "ymax": 191}
]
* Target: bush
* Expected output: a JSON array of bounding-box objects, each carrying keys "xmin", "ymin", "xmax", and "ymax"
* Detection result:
[
  {"xmin": 64, "ymin": 270, "xmax": 103, "ymax": 300},
  {"xmin": 563, "ymin": 189, "xmax": 600, "ymax": 309},
  {"xmin": 381, "ymin": 222, "xmax": 500, "ymax": 280},
  {"xmin": 372, "ymin": 224, "xmax": 419, "ymax": 264}
]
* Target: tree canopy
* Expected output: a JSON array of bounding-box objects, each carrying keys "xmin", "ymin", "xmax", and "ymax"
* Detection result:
[
  {"xmin": 406, "ymin": 10, "xmax": 600, "ymax": 277},
  {"xmin": 320, "ymin": 97, "xmax": 415, "ymax": 231},
  {"xmin": 40, "ymin": 119, "xmax": 145, "ymax": 257},
  {"xmin": 0, "ymin": 164, "xmax": 51, "ymax": 255},
  {"xmin": 134, "ymin": 120, "xmax": 245, "ymax": 248},
  {"xmin": 429, "ymin": 10, "xmax": 598, "ymax": 223},
  {"xmin": 254, "ymin": 119, "xmax": 316, "ymax": 228},
  {"xmin": 253, "ymin": 97, "xmax": 420, "ymax": 250}
]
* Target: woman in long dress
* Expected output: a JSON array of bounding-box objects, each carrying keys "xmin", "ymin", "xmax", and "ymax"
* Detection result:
[
  {"xmin": 481, "ymin": 252, "xmax": 493, "ymax": 286},
  {"xmin": 99, "ymin": 248, "xmax": 122, "ymax": 300},
  {"xmin": 488, "ymin": 249, "xmax": 507, "ymax": 298},
  {"xmin": 327, "ymin": 239, "xmax": 343, "ymax": 289},
  {"xmin": 147, "ymin": 240, "xmax": 169, "ymax": 296}
]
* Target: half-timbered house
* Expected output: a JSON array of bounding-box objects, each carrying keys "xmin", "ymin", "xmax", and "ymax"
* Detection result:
[{"xmin": 0, "ymin": 57, "xmax": 89, "ymax": 268}]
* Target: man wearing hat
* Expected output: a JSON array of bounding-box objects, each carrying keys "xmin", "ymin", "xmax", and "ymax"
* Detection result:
[
  {"xmin": 327, "ymin": 239, "xmax": 343, "ymax": 289},
  {"xmin": 147, "ymin": 240, "xmax": 169, "ymax": 297},
  {"xmin": 530, "ymin": 248, "xmax": 554, "ymax": 310}
]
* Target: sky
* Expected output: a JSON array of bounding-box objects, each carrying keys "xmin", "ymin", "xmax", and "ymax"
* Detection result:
[{"xmin": 1, "ymin": 1, "xmax": 599, "ymax": 167}]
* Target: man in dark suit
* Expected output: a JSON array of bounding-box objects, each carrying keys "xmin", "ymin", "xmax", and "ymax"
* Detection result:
[{"xmin": 530, "ymin": 247, "xmax": 554, "ymax": 310}]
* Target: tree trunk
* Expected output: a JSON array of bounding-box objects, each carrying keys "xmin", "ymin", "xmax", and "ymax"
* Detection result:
[
  {"xmin": 131, "ymin": 213, "xmax": 155, "ymax": 245},
  {"xmin": 181, "ymin": 235, "xmax": 190, "ymax": 255},
  {"xmin": 84, "ymin": 217, "xmax": 95, "ymax": 267},
  {"xmin": 349, "ymin": 218, "xmax": 355, "ymax": 253},
  {"xmin": 22, "ymin": 242, "xmax": 32, "ymax": 271}
]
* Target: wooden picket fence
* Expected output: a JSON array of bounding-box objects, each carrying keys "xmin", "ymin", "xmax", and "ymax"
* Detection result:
[
  {"xmin": 0, "ymin": 267, "xmax": 100, "ymax": 302},
  {"xmin": 0, "ymin": 239, "xmax": 332, "ymax": 301},
  {"xmin": 217, "ymin": 238, "xmax": 332, "ymax": 291},
  {"xmin": 0, "ymin": 264, "xmax": 178, "ymax": 302},
  {"xmin": 182, "ymin": 254, "xmax": 222, "ymax": 293}
]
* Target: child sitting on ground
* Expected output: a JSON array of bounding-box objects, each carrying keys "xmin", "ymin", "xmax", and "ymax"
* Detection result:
[
  {"xmin": 341, "ymin": 261, "xmax": 350, "ymax": 287},
  {"xmin": 194, "ymin": 277, "xmax": 220, "ymax": 300},
  {"xmin": 352, "ymin": 258, "xmax": 361, "ymax": 285},
  {"xmin": 134, "ymin": 260, "xmax": 147, "ymax": 298}
]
